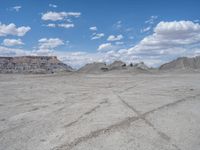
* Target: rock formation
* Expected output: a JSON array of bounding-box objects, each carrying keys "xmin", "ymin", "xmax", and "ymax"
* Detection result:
[
  {"xmin": 132, "ymin": 62, "xmax": 149, "ymax": 70},
  {"xmin": 107, "ymin": 61, "xmax": 126, "ymax": 70},
  {"xmin": 78, "ymin": 61, "xmax": 127, "ymax": 74},
  {"xmin": 77, "ymin": 62, "xmax": 107, "ymax": 73},
  {"xmin": 159, "ymin": 56, "xmax": 200, "ymax": 70},
  {"xmin": 78, "ymin": 60, "xmax": 153, "ymax": 74},
  {"xmin": 0, "ymin": 56, "xmax": 73, "ymax": 73}
]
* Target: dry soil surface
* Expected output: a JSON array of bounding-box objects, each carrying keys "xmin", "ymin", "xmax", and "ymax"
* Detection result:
[{"xmin": 0, "ymin": 72, "xmax": 200, "ymax": 150}]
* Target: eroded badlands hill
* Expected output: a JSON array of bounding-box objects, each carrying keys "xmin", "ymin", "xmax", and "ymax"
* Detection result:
[
  {"xmin": 159, "ymin": 56, "xmax": 200, "ymax": 70},
  {"xmin": 0, "ymin": 56, "xmax": 73, "ymax": 73}
]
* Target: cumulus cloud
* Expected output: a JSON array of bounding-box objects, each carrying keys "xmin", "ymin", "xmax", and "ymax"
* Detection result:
[
  {"xmin": 95, "ymin": 20, "xmax": 200, "ymax": 67},
  {"xmin": 49, "ymin": 4, "xmax": 57, "ymax": 8},
  {"xmin": 32, "ymin": 38, "xmax": 64, "ymax": 55},
  {"xmin": 129, "ymin": 21, "xmax": 200, "ymax": 54},
  {"xmin": 46, "ymin": 23, "xmax": 56, "ymax": 27},
  {"xmin": 45, "ymin": 23, "xmax": 74, "ymax": 29},
  {"xmin": 58, "ymin": 23, "xmax": 74, "ymax": 28},
  {"xmin": 97, "ymin": 43, "xmax": 113, "ymax": 52},
  {"xmin": 41, "ymin": 11, "xmax": 81, "ymax": 21},
  {"xmin": 91, "ymin": 33, "xmax": 105, "ymax": 40},
  {"xmin": 2, "ymin": 39, "xmax": 24, "ymax": 47},
  {"xmin": 89, "ymin": 26, "xmax": 97, "ymax": 31},
  {"xmin": 0, "ymin": 46, "xmax": 29, "ymax": 56},
  {"xmin": 38, "ymin": 38, "xmax": 64, "ymax": 50},
  {"xmin": 0, "ymin": 23, "xmax": 31, "ymax": 37},
  {"xmin": 107, "ymin": 34, "xmax": 123, "ymax": 41}
]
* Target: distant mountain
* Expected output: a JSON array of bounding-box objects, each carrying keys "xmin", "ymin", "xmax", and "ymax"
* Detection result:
[
  {"xmin": 0, "ymin": 56, "xmax": 73, "ymax": 73},
  {"xmin": 159, "ymin": 56, "xmax": 200, "ymax": 70}
]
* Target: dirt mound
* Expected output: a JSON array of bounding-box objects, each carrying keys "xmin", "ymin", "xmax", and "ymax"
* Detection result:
[
  {"xmin": 159, "ymin": 56, "xmax": 200, "ymax": 70},
  {"xmin": 132, "ymin": 62, "xmax": 149, "ymax": 70},
  {"xmin": 77, "ymin": 61, "xmax": 153, "ymax": 74},
  {"xmin": 0, "ymin": 56, "xmax": 73, "ymax": 73},
  {"xmin": 108, "ymin": 61, "xmax": 126, "ymax": 70},
  {"xmin": 77, "ymin": 62, "xmax": 107, "ymax": 73},
  {"xmin": 77, "ymin": 61, "xmax": 126, "ymax": 74}
]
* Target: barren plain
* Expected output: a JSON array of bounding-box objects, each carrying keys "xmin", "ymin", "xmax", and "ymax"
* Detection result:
[{"xmin": 0, "ymin": 71, "xmax": 200, "ymax": 150}]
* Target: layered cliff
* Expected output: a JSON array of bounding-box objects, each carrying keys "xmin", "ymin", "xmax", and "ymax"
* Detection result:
[
  {"xmin": 159, "ymin": 56, "xmax": 200, "ymax": 70},
  {"xmin": 0, "ymin": 56, "xmax": 73, "ymax": 73}
]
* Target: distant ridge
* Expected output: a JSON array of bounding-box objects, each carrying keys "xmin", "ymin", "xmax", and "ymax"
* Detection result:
[
  {"xmin": 0, "ymin": 56, "xmax": 73, "ymax": 73},
  {"xmin": 2, "ymin": 55, "xmax": 200, "ymax": 74},
  {"xmin": 77, "ymin": 61, "xmax": 151, "ymax": 74},
  {"xmin": 159, "ymin": 56, "xmax": 200, "ymax": 70}
]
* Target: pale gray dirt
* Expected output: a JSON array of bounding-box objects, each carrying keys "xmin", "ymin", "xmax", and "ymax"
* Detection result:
[{"xmin": 0, "ymin": 72, "xmax": 200, "ymax": 150}]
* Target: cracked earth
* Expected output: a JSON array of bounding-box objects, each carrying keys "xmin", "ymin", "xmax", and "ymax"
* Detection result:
[{"xmin": 0, "ymin": 72, "xmax": 200, "ymax": 150}]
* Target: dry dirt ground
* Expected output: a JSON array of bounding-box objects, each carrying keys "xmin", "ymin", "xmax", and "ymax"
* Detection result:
[{"xmin": 0, "ymin": 72, "xmax": 200, "ymax": 150}]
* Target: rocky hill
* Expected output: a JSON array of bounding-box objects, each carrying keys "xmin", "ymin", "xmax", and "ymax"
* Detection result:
[
  {"xmin": 0, "ymin": 56, "xmax": 73, "ymax": 73},
  {"xmin": 78, "ymin": 61, "xmax": 127, "ymax": 74},
  {"xmin": 77, "ymin": 62, "xmax": 107, "ymax": 73},
  {"xmin": 131, "ymin": 62, "xmax": 150, "ymax": 70},
  {"xmin": 107, "ymin": 61, "xmax": 126, "ymax": 70},
  {"xmin": 159, "ymin": 56, "xmax": 200, "ymax": 70},
  {"xmin": 78, "ymin": 61, "xmax": 152, "ymax": 74}
]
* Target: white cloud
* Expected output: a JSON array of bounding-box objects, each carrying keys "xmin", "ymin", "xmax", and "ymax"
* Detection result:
[
  {"xmin": 89, "ymin": 26, "xmax": 97, "ymax": 31},
  {"xmin": 98, "ymin": 43, "xmax": 113, "ymax": 52},
  {"xmin": 2, "ymin": 39, "xmax": 24, "ymax": 47},
  {"xmin": 49, "ymin": 4, "xmax": 57, "ymax": 8},
  {"xmin": 11, "ymin": 6, "xmax": 22, "ymax": 12},
  {"xmin": 58, "ymin": 52, "xmax": 104, "ymax": 68},
  {"xmin": 33, "ymin": 49, "xmax": 53, "ymax": 55},
  {"xmin": 0, "ymin": 23, "xmax": 31, "ymax": 37},
  {"xmin": 0, "ymin": 46, "xmax": 29, "ymax": 56},
  {"xmin": 46, "ymin": 23, "xmax": 56, "ymax": 27},
  {"xmin": 145, "ymin": 16, "xmax": 158, "ymax": 24},
  {"xmin": 45, "ymin": 23, "xmax": 74, "ymax": 29},
  {"xmin": 33, "ymin": 38, "xmax": 64, "ymax": 55},
  {"xmin": 38, "ymin": 38, "xmax": 64, "ymax": 50},
  {"xmin": 41, "ymin": 11, "xmax": 81, "ymax": 21},
  {"xmin": 58, "ymin": 23, "xmax": 74, "ymax": 28},
  {"xmin": 94, "ymin": 20, "xmax": 200, "ymax": 67},
  {"xmin": 91, "ymin": 33, "xmax": 104, "ymax": 40},
  {"xmin": 107, "ymin": 34, "xmax": 123, "ymax": 41},
  {"xmin": 141, "ymin": 26, "xmax": 151, "ymax": 33},
  {"xmin": 128, "ymin": 20, "xmax": 200, "ymax": 56}
]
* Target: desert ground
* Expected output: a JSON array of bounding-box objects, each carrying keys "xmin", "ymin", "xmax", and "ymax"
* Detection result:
[{"xmin": 0, "ymin": 72, "xmax": 200, "ymax": 150}]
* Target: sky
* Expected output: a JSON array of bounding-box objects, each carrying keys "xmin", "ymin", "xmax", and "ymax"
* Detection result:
[{"xmin": 0, "ymin": 0, "xmax": 200, "ymax": 68}]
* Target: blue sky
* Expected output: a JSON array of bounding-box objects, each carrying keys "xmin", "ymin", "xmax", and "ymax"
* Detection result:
[{"xmin": 0, "ymin": 0, "xmax": 200, "ymax": 68}]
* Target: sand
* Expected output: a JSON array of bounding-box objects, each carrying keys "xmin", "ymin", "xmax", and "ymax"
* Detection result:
[{"xmin": 0, "ymin": 71, "xmax": 200, "ymax": 150}]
